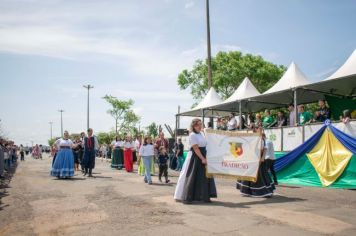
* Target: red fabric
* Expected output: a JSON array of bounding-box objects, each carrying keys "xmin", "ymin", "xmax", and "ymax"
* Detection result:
[
  {"xmin": 87, "ymin": 137, "xmax": 92, "ymax": 148},
  {"xmin": 124, "ymin": 149, "xmax": 133, "ymax": 172}
]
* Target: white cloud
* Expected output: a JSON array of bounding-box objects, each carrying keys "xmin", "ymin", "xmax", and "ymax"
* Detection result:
[{"xmin": 185, "ymin": 1, "xmax": 195, "ymax": 9}]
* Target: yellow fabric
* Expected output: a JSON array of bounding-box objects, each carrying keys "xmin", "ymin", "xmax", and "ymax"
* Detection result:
[{"xmin": 307, "ymin": 128, "xmax": 352, "ymax": 187}]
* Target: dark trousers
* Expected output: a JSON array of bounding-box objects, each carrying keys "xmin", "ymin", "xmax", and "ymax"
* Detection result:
[
  {"xmin": 265, "ymin": 159, "xmax": 278, "ymax": 184},
  {"xmin": 159, "ymin": 164, "xmax": 168, "ymax": 180}
]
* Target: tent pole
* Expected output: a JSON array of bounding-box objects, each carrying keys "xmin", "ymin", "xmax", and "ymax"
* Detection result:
[
  {"xmin": 239, "ymin": 100, "xmax": 242, "ymax": 130},
  {"xmin": 202, "ymin": 109, "xmax": 205, "ymax": 128},
  {"xmin": 294, "ymin": 89, "xmax": 298, "ymax": 125},
  {"xmin": 175, "ymin": 115, "xmax": 178, "ymax": 142}
]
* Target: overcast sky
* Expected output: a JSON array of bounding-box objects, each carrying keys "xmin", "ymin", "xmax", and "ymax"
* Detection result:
[{"xmin": 0, "ymin": 0, "xmax": 355, "ymax": 145}]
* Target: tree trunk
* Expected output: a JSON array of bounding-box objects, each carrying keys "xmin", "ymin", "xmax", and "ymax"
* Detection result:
[{"xmin": 115, "ymin": 118, "xmax": 118, "ymax": 134}]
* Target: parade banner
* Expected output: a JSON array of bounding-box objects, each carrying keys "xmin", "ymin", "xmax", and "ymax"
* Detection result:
[{"xmin": 205, "ymin": 129, "xmax": 262, "ymax": 182}]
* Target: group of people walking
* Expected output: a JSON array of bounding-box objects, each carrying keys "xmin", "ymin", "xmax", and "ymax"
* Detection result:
[
  {"xmin": 49, "ymin": 119, "xmax": 276, "ymax": 204},
  {"xmin": 50, "ymin": 128, "xmax": 98, "ymax": 179}
]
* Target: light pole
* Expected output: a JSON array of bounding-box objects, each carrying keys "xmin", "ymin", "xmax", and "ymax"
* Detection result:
[
  {"xmin": 49, "ymin": 122, "xmax": 53, "ymax": 140},
  {"xmin": 83, "ymin": 84, "xmax": 94, "ymax": 131},
  {"xmin": 58, "ymin": 110, "xmax": 64, "ymax": 137},
  {"xmin": 206, "ymin": 0, "xmax": 213, "ymax": 88}
]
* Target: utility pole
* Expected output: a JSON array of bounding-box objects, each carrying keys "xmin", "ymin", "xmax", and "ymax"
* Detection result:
[
  {"xmin": 58, "ymin": 109, "xmax": 64, "ymax": 137},
  {"xmin": 206, "ymin": 0, "xmax": 214, "ymax": 128},
  {"xmin": 206, "ymin": 0, "xmax": 213, "ymax": 88},
  {"xmin": 49, "ymin": 121, "xmax": 53, "ymax": 140},
  {"xmin": 83, "ymin": 84, "xmax": 94, "ymax": 131}
]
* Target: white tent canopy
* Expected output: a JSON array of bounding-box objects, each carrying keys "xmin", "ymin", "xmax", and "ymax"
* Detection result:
[
  {"xmin": 327, "ymin": 49, "xmax": 356, "ymax": 80},
  {"xmin": 264, "ymin": 62, "xmax": 311, "ymax": 94},
  {"xmin": 179, "ymin": 87, "xmax": 230, "ymax": 117},
  {"xmin": 223, "ymin": 77, "xmax": 261, "ymax": 103}
]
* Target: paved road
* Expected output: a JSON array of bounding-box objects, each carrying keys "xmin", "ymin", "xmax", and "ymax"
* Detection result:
[{"xmin": 1, "ymin": 155, "xmax": 356, "ymax": 236}]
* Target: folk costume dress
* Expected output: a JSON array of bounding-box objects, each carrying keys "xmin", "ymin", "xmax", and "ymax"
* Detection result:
[
  {"xmin": 50, "ymin": 138, "xmax": 75, "ymax": 178},
  {"xmin": 236, "ymin": 139, "xmax": 275, "ymax": 197},
  {"xmin": 123, "ymin": 141, "xmax": 134, "ymax": 172},
  {"xmin": 111, "ymin": 140, "xmax": 124, "ymax": 169},
  {"xmin": 174, "ymin": 131, "xmax": 217, "ymax": 202},
  {"xmin": 82, "ymin": 136, "xmax": 98, "ymax": 175}
]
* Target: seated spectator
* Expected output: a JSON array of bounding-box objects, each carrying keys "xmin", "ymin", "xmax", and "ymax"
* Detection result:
[
  {"xmin": 247, "ymin": 113, "xmax": 255, "ymax": 130},
  {"xmin": 277, "ymin": 111, "xmax": 287, "ymax": 127},
  {"xmin": 216, "ymin": 118, "xmax": 223, "ymax": 130},
  {"xmin": 340, "ymin": 109, "xmax": 351, "ymax": 124},
  {"xmin": 298, "ymin": 105, "xmax": 312, "ymax": 125},
  {"xmin": 262, "ymin": 110, "xmax": 274, "ymax": 128},
  {"xmin": 314, "ymin": 99, "xmax": 331, "ymax": 122},
  {"xmin": 221, "ymin": 118, "xmax": 227, "ymax": 130},
  {"xmin": 227, "ymin": 113, "xmax": 237, "ymax": 131},
  {"xmin": 255, "ymin": 113, "xmax": 262, "ymax": 129}
]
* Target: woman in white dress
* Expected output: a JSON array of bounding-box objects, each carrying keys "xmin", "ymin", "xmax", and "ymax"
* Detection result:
[
  {"xmin": 174, "ymin": 118, "xmax": 217, "ymax": 203},
  {"xmin": 51, "ymin": 131, "xmax": 77, "ymax": 179}
]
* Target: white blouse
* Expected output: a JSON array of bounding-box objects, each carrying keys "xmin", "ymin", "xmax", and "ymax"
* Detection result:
[
  {"xmin": 112, "ymin": 141, "xmax": 123, "ymax": 148},
  {"xmin": 189, "ymin": 132, "xmax": 207, "ymax": 147},
  {"xmin": 55, "ymin": 138, "xmax": 73, "ymax": 148},
  {"xmin": 123, "ymin": 141, "xmax": 134, "ymax": 149},
  {"xmin": 139, "ymin": 144, "xmax": 155, "ymax": 156}
]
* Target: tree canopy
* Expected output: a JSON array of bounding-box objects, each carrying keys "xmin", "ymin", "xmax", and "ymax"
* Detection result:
[
  {"xmin": 177, "ymin": 51, "xmax": 286, "ymax": 103},
  {"xmin": 102, "ymin": 95, "xmax": 140, "ymax": 134}
]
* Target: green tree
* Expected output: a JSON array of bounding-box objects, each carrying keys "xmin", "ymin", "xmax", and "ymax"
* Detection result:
[
  {"xmin": 146, "ymin": 122, "xmax": 159, "ymax": 138},
  {"xmin": 48, "ymin": 138, "xmax": 56, "ymax": 147},
  {"xmin": 103, "ymin": 95, "xmax": 140, "ymax": 134},
  {"xmin": 120, "ymin": 110, "xmax": 140, "ymax": 134},
  {"xmin": 178, "ymin": 51, "xmax": 286, "ymax": 101},
  {"xmin": 97, "ymin": 131, "xmax": 116, "ymax": 145}
]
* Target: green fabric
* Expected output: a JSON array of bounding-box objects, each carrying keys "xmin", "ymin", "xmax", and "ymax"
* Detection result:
[
  {"xmin": 325, "ymin": 95, "xmax": 356, "ymax": 120},
  {"xmin": 299, "ymin": 111, "xmax": 312, "ymax": 125},
  {"xmin": 276, "ymin": 154, "xmax": 356, "ymax": 188},
  {"xmin": 262, "ymin": 116, "xmax": 274, "ymax": 127}
]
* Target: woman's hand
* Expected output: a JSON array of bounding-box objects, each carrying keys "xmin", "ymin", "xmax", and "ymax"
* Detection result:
[{"xmin": 201, "ymin": 158, "xmax": 207, "ymax": 165}]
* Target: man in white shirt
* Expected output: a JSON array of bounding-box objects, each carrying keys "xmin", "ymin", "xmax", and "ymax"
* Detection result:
[
  {"xmin": 288, "ymin": 103, "xmax": 296, "ymax": 126},
  {"xmin": 264, "ymin": 134, "xmax": 278, "ymax": 185},
  {"xmin": 227, "ymin": 113, "xmax": 237, "ymax": 131}
]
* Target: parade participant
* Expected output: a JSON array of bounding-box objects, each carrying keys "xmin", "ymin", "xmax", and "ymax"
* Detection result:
[
  {"xmin": 236, "ymin": 128, "xmax": 275, "ymax": 197},
  {"xmin": 19, "ymin": 144, "xmax": 25, "ymax": 161},
  {"xmin": 0, "ymin": 139, "xmax": 5, "ymax": 179},
  {"xmin": 79, "ymin": 132, "xmax": 86, "ymax": 172},
  {"xmin": 158, "ymin": 146, "xmax": 170, "ymax": 183},
  {"xmin": 139, "ymin": 136, "xmax": 155, "ymax": 184},
  {"xmin": 111, "ymin": 136, "xmax": 124, "ymax": 169},
  {"xmin": 315, "ymin": 99, "xmax": 331, "ymax": 122},
  {"xmin": 32, "ymin": 144, "xmax": 40, "ymax": 159},
  {"xmin": 175, "ymin": 118, "xmax": 217, "ymax": 203},
  {"xmin": 155, "ymin": 132, "xmax": 169, "ymax": 151},
  {"xmin": 133, "ymin": 135, "xmax": 141, "ymax": 163},
  {"xmin": 264, "ymin": 134, "xmax": 278, "ymax": 185},
  {"xmin": 123, "ymin": 136, "xmax": 134, "ymax": 172},
  {"xmin": 100, "ymin": 144, "xmax": 107, "ymax": 162},
  {"xmin": 51, "ymin": 131, "xmax": 76, "ymax": 179},
  {"xmin": 72, "ymin": 137, "xmax": 82, "ymax": 171},
  {"xmin": 175, "ymin": 138, "xmax": 184, "ymax": 171},
  {"xmin": 82, "ymin": 128, "xmax": 99, "ymax": 177}
]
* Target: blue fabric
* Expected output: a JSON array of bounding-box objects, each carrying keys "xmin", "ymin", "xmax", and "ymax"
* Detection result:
[
  {"xmin": 275, "ymin": 125, "xmax": 327, "ymax": 172},
  {"xmin": 330, "ymin": 125, "xmax": 356, "ymax": 154},
  {"xmin": 143, "ymin": 156, "xmax": 153, "ymax": 183},
  {"xmin": 51, "ymin": 148, "xmax": 74, "ymax": 178}
]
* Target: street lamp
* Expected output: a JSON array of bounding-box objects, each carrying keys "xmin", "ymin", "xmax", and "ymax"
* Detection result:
[
  {"xmin": 83, "ymin": 84, "xmax": 94, "ymax": 131},
  {"xmin": 58, "ymin": 110, "xmax": 64, "ymax": 137},
  {"xmin": 49, "ymin": 121, "xmax": 53, "ymax": 140}
]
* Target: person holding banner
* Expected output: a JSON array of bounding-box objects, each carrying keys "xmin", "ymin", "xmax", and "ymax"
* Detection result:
[
  {"xmin": 174, "ymin": 118, "xmax": 217, "ymax": 203},
  {"xmin": 236, "ymin": 129, "xmax": 275, "ymax": 197}
]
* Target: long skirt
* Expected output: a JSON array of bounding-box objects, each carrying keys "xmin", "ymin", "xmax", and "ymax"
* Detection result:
[
  {"xmin": 133, "ymin": 150, "xmax": 137, "ymax": 162},
  {"xmin": 174, "ymin": 151, "xmax": 192, "ymax": 200},
  {"xmin": 50, "ymin": 149, "xmax": 74, "ymax": 178},
  {"xmin": 124, "ymin": 149, "xmax": 133, "ymax": 172},
  {"xmin": 83, "ymin": 149, "xmax": 96, "ymax": 169},
  {"xmin": 180, "ymin": 148, "xmax": 217, "ymax": 202},
  {"xmin": 138, "ymin": 156, "xmax": 155, "ymax": 176},
  {"xmin": 236, "ymin": 161, "xmax": 275, "ymax": 197},
  {"xmin": 111, "ymin": 148, "xmax": 120, "ymax": 169}
]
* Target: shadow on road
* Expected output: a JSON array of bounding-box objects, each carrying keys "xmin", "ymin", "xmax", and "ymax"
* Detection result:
[{"xmin": 195, "ymin": 195, "xmax": 306, "ymax": 209}]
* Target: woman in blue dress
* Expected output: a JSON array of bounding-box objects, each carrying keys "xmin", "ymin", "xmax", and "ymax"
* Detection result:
[{"xmin": 51, "ymin": 131, "xmax": 77, "ymax": 179}]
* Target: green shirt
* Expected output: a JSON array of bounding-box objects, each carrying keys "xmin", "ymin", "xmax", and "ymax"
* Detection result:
[
  {"xmin": 262, "ymin": 116, "xmax": 274, "ymax": 128},
  {"xmin": 299, "ymin": 111, "xmax": 312, "ymax": 125}
]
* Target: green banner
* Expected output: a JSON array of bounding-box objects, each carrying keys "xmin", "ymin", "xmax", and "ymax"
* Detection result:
[{"xmin": 325, "ymin": 95, "xmax": 356, "ymax": 120}]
